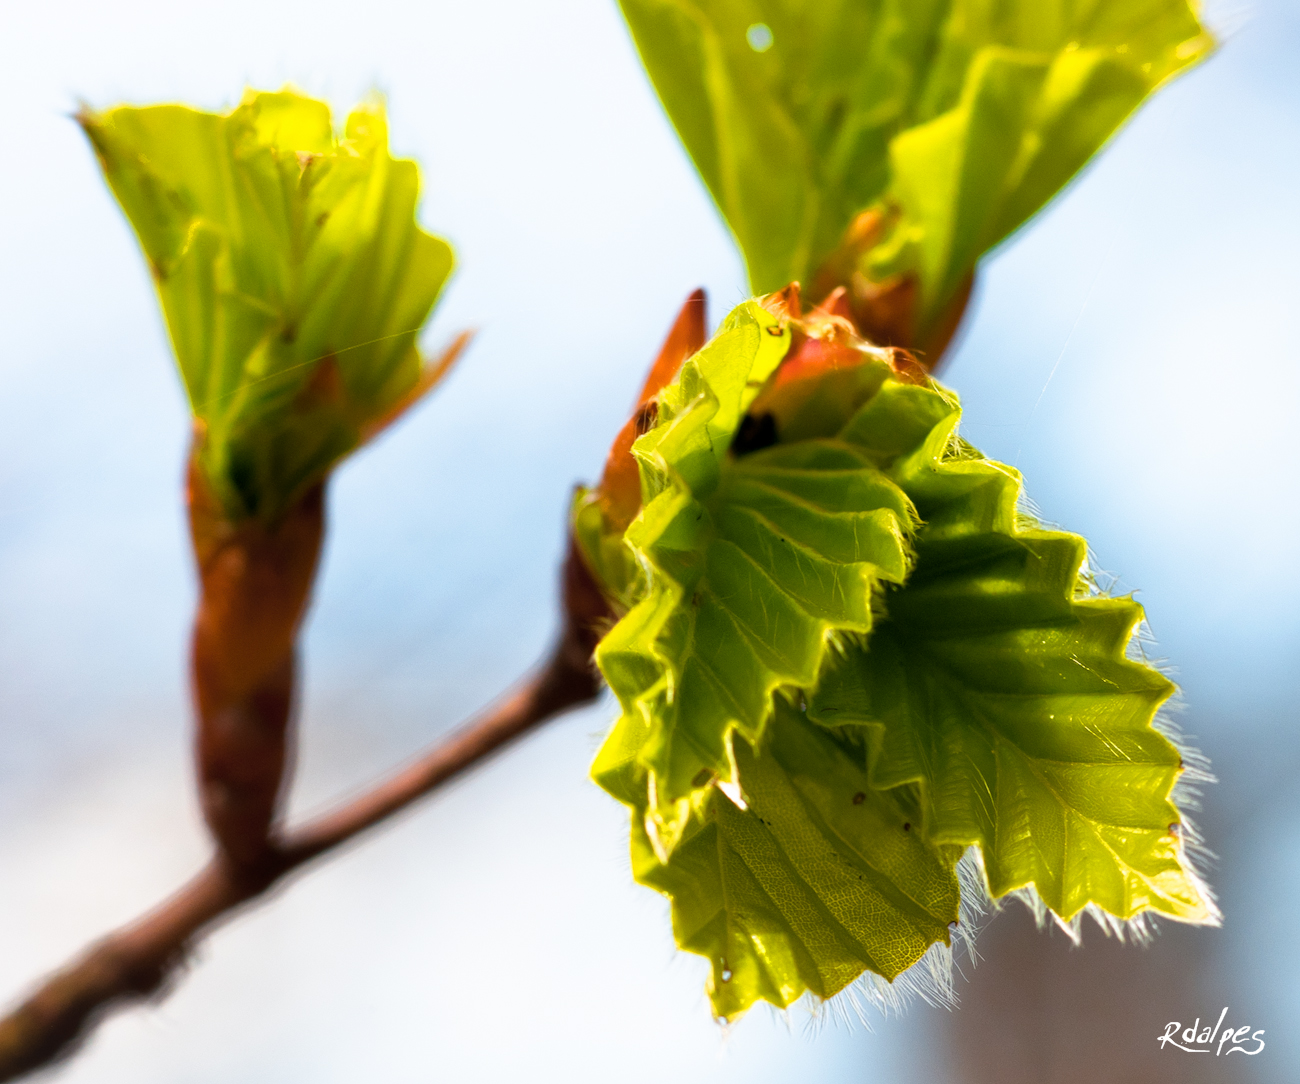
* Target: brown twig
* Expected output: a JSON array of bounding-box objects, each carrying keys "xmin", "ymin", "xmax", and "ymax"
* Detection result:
[
  {"xmin": 185, "ymin": 331, "xmax": 473, "ymax": 871},
  {"xmin": 0, "ymin": 536, "xmax": 610, "ymax": 1082},
  {"xmin": 187, "ymin": 468, "xmax": 325, "ymax": 867}
]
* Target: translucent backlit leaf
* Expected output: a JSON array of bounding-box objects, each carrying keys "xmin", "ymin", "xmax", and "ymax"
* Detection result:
[
  {"xmin": 807, "ymin": 439, "xmax": 1217, "ymax": 924},
  {"xmin": 81, "ymin": 89, "xmax": 456, "ymax": 520},
  {"xmin": 587, "ymin": 299, "xmax": 943, "ymax": 850},
  {"xmin": 619, "ymin": 0, "xmax": 1209, "ymax": 335},
  {"xmin": 581, "ymin": 295, "xmax": 1215, "ymax": 1018},
  {"xmin": 631, "ymin": 701, "xmax": 961, "ymax": 1021}
]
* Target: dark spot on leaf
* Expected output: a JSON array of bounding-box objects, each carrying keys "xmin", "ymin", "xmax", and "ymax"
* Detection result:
[
  {"xmin": 692, "ymin": 768, "xmax": 713, "ymax": 788},
  {"xmin": 852, "ymin": 792, "xmax": 865, "ymax": 805},
  {"xmin": 316, "ymin": 211, "xmax": 329, "ymax": 228},
  {"xmin": 634, "ymin": 401, "xmax": 658, "ymax": 436},
  {"xmin": 281, "ymin": 324, "xmax": 297, "ymax": 344},
  {"xmin": 691, "ymin": 591, "xmax": 701, "ymax": 607},
  {"xmin": 731, "ymin": 412, "xmax": 778, "ymax": 456},
  {"xmin": 902, "ymin": 822, "xmax": 911, "ymax": 832},
  {"xmin": 824, "ymin": 96, "xmax": 848, "ymax": 135}
]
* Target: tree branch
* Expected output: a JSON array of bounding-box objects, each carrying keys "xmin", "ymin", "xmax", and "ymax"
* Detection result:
[
  {"xmin": 187, "ymin": 469, "xmax": 326, "ymax": 868},
  {"xmin": 0, "ymin": 536, "xmax": 610, "ymax": 1082}
]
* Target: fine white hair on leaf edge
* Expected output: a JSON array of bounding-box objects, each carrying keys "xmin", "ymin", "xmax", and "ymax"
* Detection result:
[
  {"xmin": 778, "ymin": 848, "xmax": 990, "ymax": 1036},
  {"xmin": 1012, "ymin": 493, "xmax": 1222, "ymax": 936}
]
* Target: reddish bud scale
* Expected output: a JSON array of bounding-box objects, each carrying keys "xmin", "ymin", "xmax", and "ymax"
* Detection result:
[
  {"xmin": 596, "ymin": 289, "xmax": 706, "ymax": 532},
  {"xmin": 590, "ymin": 281, "xmax": 941, "ymax": 556},
  {"xmin": 187, "ymin": 458, "xmax": 324, "ymax": 867},
  {"xmin": 808, "ymin": 210, "xmax": 976, "ymax": 368}
]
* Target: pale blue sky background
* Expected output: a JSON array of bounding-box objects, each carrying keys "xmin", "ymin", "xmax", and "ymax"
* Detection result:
[{"xmin": 0, "ymin": 1, "xmax": 1296, "ymax": 1081}]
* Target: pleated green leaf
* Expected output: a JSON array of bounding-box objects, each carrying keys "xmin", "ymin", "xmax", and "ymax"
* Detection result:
[
  {"xmin": 619, "ymin": 0, "xmax": 1209, "ymax": 333},
  {"xmin": 807, "ymin": 439, "xmax": 1217, "ymax": 924},
  {"xmin": 632, "ymin": 701, "xmax": 961, "ymax": 1021},
  {"xmin": 589, "ymin": 302, "xmax": 947, "ymax": 851},
  {"xmin": 82, "ymin": 89, "xmax": 454, "ymax": 520},
  {"xmin": 582, "ymin": 297, "xmax": 1215, "ymax": 1019}
]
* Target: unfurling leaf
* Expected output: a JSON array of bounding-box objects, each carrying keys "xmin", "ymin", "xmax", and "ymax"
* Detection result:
[
  {"xmin": 82, "ymin": 89, "xmax": 457, "ymax": 521},
  {"xmin": 632, "ymin": 702, "xmax": 962, "ymax": 1020},
  {"xmin": 806, "ymin": 452, "xmax": 1216, "ymax": 925},
  {"xmin": 619, "ymin": 0, "xmax": 1210, "ymax": 341},
  {"xmin": 578, "ymin": 293, "xmax": 1215, "ymax": 1019},
  {"xmin": 586, "ymin": 299, "xmax": 927, "ymax": 851}
]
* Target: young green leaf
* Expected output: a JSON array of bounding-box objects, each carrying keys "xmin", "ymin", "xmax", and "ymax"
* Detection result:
[
  {"xmin": 807, "ymin": 439, "xmax": 1217, "ymax": 925},
  {"xmin": 630, "ymin": 701, "xmax": 961, "ymax": 1021},
  {"xmin": 586, "ymin": 300, "xmax": 937, "ymax": 851},
  {"xmin": 581, "ymin": 294, "xmax": 1215, "ymax": 1018},
  {"xmin": 81, "ymin": 89, "xmax": 457, "ymax": 521},
  {"xmin": 619, "ymin": 0, "xmax": 1209, "ymax": 338}
]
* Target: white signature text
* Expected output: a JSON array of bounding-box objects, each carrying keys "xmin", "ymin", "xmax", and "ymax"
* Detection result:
[{"xmin": 1158, "ymin": 1008, "xmax": 1264, "ymax": 1055}]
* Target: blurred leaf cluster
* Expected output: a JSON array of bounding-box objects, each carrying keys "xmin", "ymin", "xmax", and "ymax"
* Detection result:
[
  {"xmin": 621, "ymin": 0, "xmax": 1209, "ymax": 340},
  {"xmin": 82, "ymin": 89, "xmax": 454, "ymax": 520}
]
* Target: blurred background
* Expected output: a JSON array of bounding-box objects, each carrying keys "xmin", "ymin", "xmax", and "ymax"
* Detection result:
[{"xmin": 0, "ymin": 1, "xmax": 1296, "ymax": 1080}]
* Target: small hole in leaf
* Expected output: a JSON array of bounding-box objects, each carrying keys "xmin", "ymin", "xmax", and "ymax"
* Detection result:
[
  {"xmin": 852, "ymin": 792, "xmax": 865, "ymax": 805},
  {"xmin": 721, "ymin": 969, "xmax": 733, "ymax": 983},
  {"xmin": 747, "ymin": 22, "xmax": 773, "ymax": 52},
  {"xmin": 949, "ymin": 920, "xmax": 959, "ymax": 931},
  {"xmin": 1169, "ymin": 822, "xmax": 1180, "ymax": 836}
]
